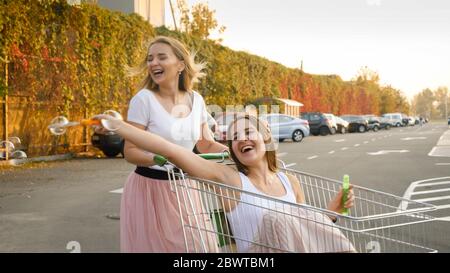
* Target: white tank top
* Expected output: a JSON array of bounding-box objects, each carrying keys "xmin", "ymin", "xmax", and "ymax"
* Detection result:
[{"xmin": 226, "ymin": 172, "xmax": 297, "ymax": 252}]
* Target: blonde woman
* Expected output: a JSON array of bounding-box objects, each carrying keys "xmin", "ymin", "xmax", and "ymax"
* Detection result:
[{"xmin": 121, "ymin": 36, "xmax": 227, "ymax": 252}]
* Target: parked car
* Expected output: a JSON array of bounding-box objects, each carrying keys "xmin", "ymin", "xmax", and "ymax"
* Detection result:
[
  {"xmin": 91, "ymin": 132, "xmax": 124, "ymax": 157},
  {"xmin": 214, "ymin": 112, "xmax": 242, "ymax": 142},
  {"xmin": 300, "ymin": 112, "xmax": 335, "ymax": 136},
  {"xmin": 340, "ymin": 115, "xmax": 369, "ymax": 133},
  {"xmin": 323, "ymin": 113, "xmax": 338, "ymax": 134},
  {"xmin": 362, "ymin": 115, "xmax": 381, "ymax": 132},
  {"xmin": 414, "ymin": 116, "xmax": 421, "ymax": 125},
  {"xmin": 378, "ymin": 117, "xmax": 392, "ymax": 130},
  {"xmin": 407, "ymin": 116, "xmax": 416, "ymax": 126},
  {"xmin": 363, "ymin": 115, "xmax": 391, "ymax": 131},
  {"xmin": 260, "ymin": 114, "xmax": 310, "ymax": 142},
  {"xmin": 335, "ymin": 116, "xmax": 350, "ymax": 134},
  {"xmin": 401, "ymin": 114, "xmax": 410, "ymax": 127},
  {"xmin": 382, "ymin": 113, "xmax": 404, "ymax": 127}
]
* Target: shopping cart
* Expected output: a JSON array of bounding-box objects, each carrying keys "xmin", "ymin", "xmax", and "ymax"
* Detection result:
[{"xmin": 154, "ymin": 153, "xmax": 438, "ymax": 253}]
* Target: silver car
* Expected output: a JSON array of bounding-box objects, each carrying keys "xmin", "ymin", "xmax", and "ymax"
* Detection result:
[{"xmin": 259, "ymin": 114, "xmax": 310, "ymax": 142}]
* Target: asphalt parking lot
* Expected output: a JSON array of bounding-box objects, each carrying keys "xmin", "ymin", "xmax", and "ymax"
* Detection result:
[{"xmin": 1, "ymin": 122, "xmax": 449, "ymax": 252}]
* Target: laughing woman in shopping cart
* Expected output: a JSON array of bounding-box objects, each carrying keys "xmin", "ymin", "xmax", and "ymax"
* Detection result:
[{"xmin": 94, "ymin": 113, "xmax": 356, "ymax": 253}]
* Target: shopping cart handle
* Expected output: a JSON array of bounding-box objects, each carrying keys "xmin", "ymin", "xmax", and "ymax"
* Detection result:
[
  {"xmin": 198, "ymin": 152, "xmax": 230, "ymax": 161},
  {"xmin": 153, "ymin": 154, "xmax": 168, "ymax": 166},
  {"xmin": 153, "ymin": 152, "xmax": 230, "ymax": 166}
]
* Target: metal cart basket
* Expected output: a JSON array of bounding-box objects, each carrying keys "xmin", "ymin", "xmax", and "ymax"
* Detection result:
[{"xmin": 155, "ymin": 154, "xmax": 437, "ymax": 253}]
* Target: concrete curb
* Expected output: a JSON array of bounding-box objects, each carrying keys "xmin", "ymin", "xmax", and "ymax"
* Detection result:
[{"xmin": 0, "ymin": 153, "xmax": 74, "ymax": 166}]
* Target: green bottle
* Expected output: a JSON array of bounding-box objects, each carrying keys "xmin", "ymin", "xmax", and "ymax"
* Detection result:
[{"xmin": 342, "ymin": 174, "xmax": 350, "ymax": 216}]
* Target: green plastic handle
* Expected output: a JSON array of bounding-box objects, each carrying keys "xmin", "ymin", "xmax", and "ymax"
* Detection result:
[
  {"xmin": 153, "ymin": 152, "xmax": 229, "ymax": 166},
  {"xmin": 342, "ymin": 174, "xmax": 350, "ymax": 216},
  {"xmin": 153, "ymin": 154, "xmax": 168, "ymax": 166}
]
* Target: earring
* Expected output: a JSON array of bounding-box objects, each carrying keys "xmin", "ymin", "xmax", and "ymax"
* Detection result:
[{"xmin": 179, "ymin": 71, "xmax": 182, "ymax": 75}]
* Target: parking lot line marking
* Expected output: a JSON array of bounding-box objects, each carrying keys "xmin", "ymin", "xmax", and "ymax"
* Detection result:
[
  {"xmin": 401, "ymin": 177, "xmax": 450, "ymax": 217},
  {"xmin": 363, "ymin": 141, "xmax": 369, "ymax": 144},
  {"xmin": 341, "ymin": 147, "xmax": 349, "ymax": 151},
  {"xmin": 328, "ymin": 150, "xmax": 335, "ymax": 154},
  {"xmin": 110, "ymin": 188, "xmax": 123, "ymax": 194},
  {"xmin": 371, "ymin": 138, "xmax": 376, "ymax": 141},
  {"xmin": 411, "ymin": 188, "xmax": 450, "ymax": 195},
  {"xmin": 367, "ymin": 150, "xmax": 409, "ymax": 155},
  {"xmin": 277, "ymin": 152, "xmax": 287, "ymax": 157},
  {"xmin": 401, "ymin": 137, "xmax": 427, "ymax": 141},
  {"xmin": 285, "ymin": 163, "xmax": 297, "ymax": 168},
  {"xmin": 436, "ymin": 163, "xmax": 450, "ymax": 166},
  {"xmin": 429, "ymin": 146, "xmax": 450, "ymax": 157},
  {"xmin": 307, "ymin": 156, "xmax": 318, "ymax": 160},
  {"xmin": 335, "ymin": 139, "xmax": 345, "ymax": 143},
  {"xmin": 414, "ymin": 195, "xmax": 450, "ymax": 203},
  {"xmin": 354, "ymin": 144, "xmax": 360, "ymax": 147}
]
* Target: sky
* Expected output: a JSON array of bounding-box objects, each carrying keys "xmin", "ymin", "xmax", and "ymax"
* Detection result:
[{"xmin": 165, "ymin": 0, "xmax": 450, "ymax": 100}]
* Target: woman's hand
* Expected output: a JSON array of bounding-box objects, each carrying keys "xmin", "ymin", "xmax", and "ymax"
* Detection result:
[
  {"xmin": 327, "ymin": 185, "xmax": 355, "ymax": 214},
  {"xmin": 91, "ymin": 114, "xmax": 123, "ymax": 132}
]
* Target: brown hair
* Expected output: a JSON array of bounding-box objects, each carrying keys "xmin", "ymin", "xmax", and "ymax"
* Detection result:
[
  {"xmin": 127, "ymin": 36, "xmax": 205, "ymax": 91},
  {"xmin": 227, "ymin": 114, "xmax": 278, "ymax": 175}
]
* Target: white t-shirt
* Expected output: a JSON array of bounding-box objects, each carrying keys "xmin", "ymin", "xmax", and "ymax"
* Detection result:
[{"xmin": 127, "ymin": 89, "xmax": 208, "ymax": 169}]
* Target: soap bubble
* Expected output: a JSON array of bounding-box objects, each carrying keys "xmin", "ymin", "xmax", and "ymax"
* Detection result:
[
  {"xmin": 100, "ymin": 110, "xmax": 123, "ymax": 131},
  {"xmin": 0, "ymin": 141, "xmax": 15, "ymax": 159},
  {"xmin": 48, "ymin": 116, "xmax": 69, "ymax": 135},
  {"xmin": 11, "ymin": 150, "xmax": 27, "ymax": 159}
]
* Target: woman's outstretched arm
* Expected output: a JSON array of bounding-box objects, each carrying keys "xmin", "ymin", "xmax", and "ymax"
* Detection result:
[{"xmin": 95, "ymin": 116, "xmax": 240, "ymax": 187}]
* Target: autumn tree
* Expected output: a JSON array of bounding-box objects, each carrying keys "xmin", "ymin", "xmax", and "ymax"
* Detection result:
[
  {"xmin": 434, "ymin": 87, "xmax": 449, "ymax": 119},
  {"xmin": 175, "ymin": 0, "xmax": 225, "ymax": 40}
]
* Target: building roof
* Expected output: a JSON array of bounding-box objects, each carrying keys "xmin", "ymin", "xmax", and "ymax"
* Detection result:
[{"xmin": 275, "ymin": 98, "xmax": 304, "ymax": 107}]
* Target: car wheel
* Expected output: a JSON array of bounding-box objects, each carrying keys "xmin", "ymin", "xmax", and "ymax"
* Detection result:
[
  {"xmin": 396, "ymin": 123, "xmax": 402, "ymax": 127},
  {"xmin": 330, "ymin": 127, "xmax": 337, "ymax": 135},
  {"xmin": 373, "ymin": 125, "xmax": 379, "ymax": 132},
  {"xmin": 319, "ymin": 126, "xmax": 330, "ymax": 136},
  {"xmin": 385, "ymin": 125, "xmax": 391, "ymax": 130},
  {"xmin": 292, "ymin": 130, "xmax": 304, "ymax": 142},
  {"xmin": 102, "ymin": 149, "xmax": 121, "ymax": 158},
  {"xmin": 340, "ymin": 127, "xmax": 346, "ymax": 134},
  {"xmin": 358, "ymin": 125, "xmax": 366, "ymax": 133}
]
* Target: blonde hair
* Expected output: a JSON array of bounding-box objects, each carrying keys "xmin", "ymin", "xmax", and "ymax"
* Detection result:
[
  {"xmin": 127, "ymin": 36, "xmax": 205, "ymax": 91},
  {"xmin": 227, "ymin": 114, "xmax": 278, "ymax": 175}
]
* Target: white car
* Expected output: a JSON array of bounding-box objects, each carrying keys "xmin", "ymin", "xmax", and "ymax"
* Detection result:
[
  {"xmin": 324, "ymin": 113, "xmax": 338, "ymax": 134},
  {"xmin": 382, "ymin": 113, "xmax": 403, "ymax": 127}
]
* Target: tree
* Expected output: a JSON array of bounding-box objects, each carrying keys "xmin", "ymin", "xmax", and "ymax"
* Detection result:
[
  {"xmin": 176, "ymin": 0, "xmax": 225, "ymax": 40},
  {"xmin": 354, "ymin": 66, "xmax": 380, "ymax": 84},
  {"xmin": 413, "ymin": 88, "xmax": 435, "ymax": 119},
  {"xmin": 434, "ymin": 86, "xmax": 449, "ymax": 119}
]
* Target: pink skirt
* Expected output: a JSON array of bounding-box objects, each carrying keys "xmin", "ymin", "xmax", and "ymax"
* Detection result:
[{"xmin": 120, "ymin": 172, "xmax": 219, "ymax": 253}]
